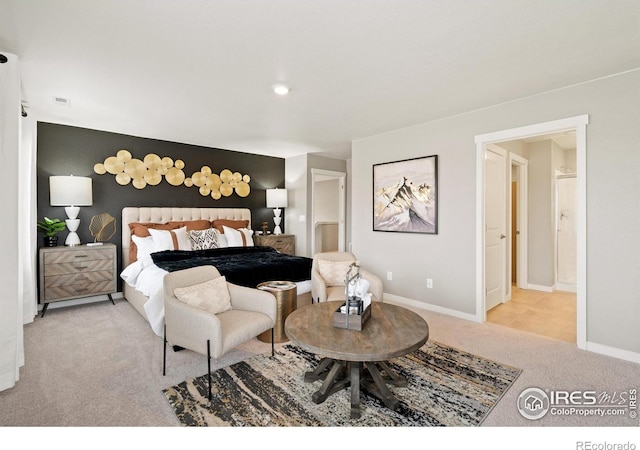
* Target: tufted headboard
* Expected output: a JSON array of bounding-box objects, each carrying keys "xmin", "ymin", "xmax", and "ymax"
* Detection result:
[{"xmin": 121, "ymin": 207, "xmax": 251, "ymax": 267}]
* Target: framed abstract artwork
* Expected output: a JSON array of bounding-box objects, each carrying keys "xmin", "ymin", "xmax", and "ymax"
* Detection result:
[{"xmin": 373, "ymin": 155, "xmax": 438, "ymax": 234}]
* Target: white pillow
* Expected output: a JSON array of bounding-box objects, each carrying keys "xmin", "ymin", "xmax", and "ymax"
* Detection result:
[
  {"xmin": 172, "ymin": 276, "xmax": 232, "ymax": 315},
  {"xmin": 188, "ymin": 228, "xmax": 218, "ymax": 250},
  {"xmin": 222, "ymin": 226, "xmax": 254, "ymax": 247},
  {"xmin": 131, "ymin": 235, "xmax": 155, "ymax": 261},
  {"xmin": 149, "ymin": 226, "xmax": 191, "ymax": 251},
  {"xmin": 317, "ymin": 259, "xmax": 358, "ymax": 286},
  {"xmin": 214, "ymin": 229, "xmax": 228, "ymax": 248}
]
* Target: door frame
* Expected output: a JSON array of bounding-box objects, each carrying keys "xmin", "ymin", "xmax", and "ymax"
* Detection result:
[
  {"xmin": 475, "ymin": 114, "xmax": 588, "ymax": 349},
  {"xmin": 310, "ymin": 169, "xmax": 346, "ymax": 256},
  {"xmin": 508, "ymin": 152, "xmax": 529, "ymax": 294}
]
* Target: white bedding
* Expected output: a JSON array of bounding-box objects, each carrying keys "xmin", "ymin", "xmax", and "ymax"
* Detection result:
[{"xmin": 121, "ymin": 258, "xmax": 311, "ymax": 337}]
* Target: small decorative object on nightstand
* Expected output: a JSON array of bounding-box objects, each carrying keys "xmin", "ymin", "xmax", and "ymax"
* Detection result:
[
  {"xmin": 254, "ymin": 233, "xmax": 295, "ymax": 256},
  {"xmin": 38, "ymin": 243, "xmax": 117, "ymax": 317},
  {"xmin": 88, "ymin": 212, "xmax": 116, "ymax": 245}
]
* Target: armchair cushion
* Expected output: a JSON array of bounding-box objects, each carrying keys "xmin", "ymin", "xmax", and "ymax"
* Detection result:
[
  {"xmin": 317, "ymin": 259, "xmax": 357, "ymax": 286},
  {"xmin": 172, "ymin": 276, "xmax": 232, "ymax": 315},
  {"xmin": 312, "ymin": 251, "xmax": 384, "ymax": 303}
]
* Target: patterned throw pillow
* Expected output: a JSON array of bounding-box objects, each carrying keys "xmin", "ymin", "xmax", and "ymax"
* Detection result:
[
  {"xmin": 172, "ymin": 276, "xmax": 232, "ymax": 315},
  {"xmin": 188, "ymin": 228, "xmax": 218, "ymax": 250},
  {"xmin": 317, "ymin": 259, "xmax": 358, "ymax": 286}
]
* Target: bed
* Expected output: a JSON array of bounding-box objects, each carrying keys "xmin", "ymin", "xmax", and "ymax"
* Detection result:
[{"xmin": 120, "ymin": 207, "xmax": 312, "ymax": 336}]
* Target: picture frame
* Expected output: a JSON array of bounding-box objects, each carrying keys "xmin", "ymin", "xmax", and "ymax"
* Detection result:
[{"xmin": 372, "ymin": 155, "xmax": 438, "ymax": 234}]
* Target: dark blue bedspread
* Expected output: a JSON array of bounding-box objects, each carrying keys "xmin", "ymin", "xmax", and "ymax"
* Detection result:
[{"xmin": 151, "ymin": 246, "xmax": 312, "ymax": 288}]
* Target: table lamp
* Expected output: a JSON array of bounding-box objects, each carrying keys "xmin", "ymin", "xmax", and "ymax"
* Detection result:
[
  {"xmin": 49, "ymin": 175, "xmax": 93, "ymax": 246},
  {"xmin": 266, "ymin": 188, "xmax": 287, "ymax": 235}
]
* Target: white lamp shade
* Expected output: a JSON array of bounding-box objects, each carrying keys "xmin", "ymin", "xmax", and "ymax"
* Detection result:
[
  {"xmin": 50, "ymin": 176, "xmax": 93, "ymax": 206},
  {"xmin": 266, "ymin": 188, "xmax": 288, "ymax": 208}
]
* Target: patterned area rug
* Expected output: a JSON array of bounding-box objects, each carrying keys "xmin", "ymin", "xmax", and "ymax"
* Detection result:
[{"xmin": 163, "ymin": 342, "xmax": 521, "ymax": 426}]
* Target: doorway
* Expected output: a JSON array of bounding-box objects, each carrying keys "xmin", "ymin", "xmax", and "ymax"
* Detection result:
[
  {"xmin": 475, "ymin": 115, "xmax": 588, "ymax": 349},
  {"xmin": 311, "ymin": 169, "xmax": 346, "ymax": 256}
]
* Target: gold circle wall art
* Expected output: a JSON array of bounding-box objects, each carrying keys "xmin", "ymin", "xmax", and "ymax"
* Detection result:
[
  {"xmin": 165, "ymin": 167, "xmax": 186, "ymax": 186},
  {"xmin": 94, "ymin": 163, "xmax": 106, "ymax": 175},
  {"xmin": 104, "ymin": 156, "xmax": 124, "ymax": 174},
  {"xmin": 117, "ymin": 149, "xmax": 132, "ymax": 162},
  {"xmin": 94, "ymin": 150, "xmax": 251, "ymax": 200}
]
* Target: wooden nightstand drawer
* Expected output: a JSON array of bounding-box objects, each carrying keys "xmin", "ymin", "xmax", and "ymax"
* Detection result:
[
  {"xmin": 45, "ymin": 270, "xmax": 115, "ymax": 288},
  {"xmin": 44, "ymin": 280, "xmax": 116, "ymax": 301},
  {"xmin": 44, "ymin": 248, "xmax": 113, "ymax": 264},
  {"xmin": 44, "ymin": 259, "xmax": 114, "ymax": 275},
  {"xmin": 254, "ymin": 234, "xmax": 295, "ymax": 255}
]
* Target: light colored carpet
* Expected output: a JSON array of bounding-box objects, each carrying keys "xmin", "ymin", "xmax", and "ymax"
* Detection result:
[{"xmin": 1, "ymin": 297, "xmax": 638, "ymax": 434}]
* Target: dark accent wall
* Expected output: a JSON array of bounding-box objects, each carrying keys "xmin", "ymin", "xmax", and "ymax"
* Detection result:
[{"xmin": 37, "ymin": 122, "xmax": 285, "ymax": 291}]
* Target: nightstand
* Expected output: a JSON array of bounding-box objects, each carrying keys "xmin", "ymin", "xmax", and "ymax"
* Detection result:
[
  {"xmin": 254, "ymin": 234, "xmax": 295, "ymax": 255},
  {"xmin": 38, "ymin": 243, "xmax": 117, "ymax": 317}
]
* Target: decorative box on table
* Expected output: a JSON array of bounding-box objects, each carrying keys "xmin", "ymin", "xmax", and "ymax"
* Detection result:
[{"xmin": 333, "ymin": 301, "xmax": 371, "ymax": 331}]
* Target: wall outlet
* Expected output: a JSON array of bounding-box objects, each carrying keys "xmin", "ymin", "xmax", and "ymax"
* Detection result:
[
  {"xmin": 427, "ymin": 278, "xmax": 433, "ymax": 289},
  {"xmin": 387, "ymin": 271, "xmax": 393, "ymax": 281}
]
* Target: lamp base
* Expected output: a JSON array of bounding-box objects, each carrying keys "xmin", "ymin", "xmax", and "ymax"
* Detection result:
[
  {"xmin": 65, "ymin": 231, "xmax": 81, "ymax": 246},
  {"xmin": 65, "ymin": 218, "xmax": 81, "ymax": 246},
  {"xmin": 273, "ymin": 213, "xmax": 282, "ymax": 235}
]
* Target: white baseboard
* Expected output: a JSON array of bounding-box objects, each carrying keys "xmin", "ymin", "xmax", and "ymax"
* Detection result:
[
  {"xmin": 586, "ymin": 341, "xmax": 640, "ymax": 364},
  {"xmin": 526, "ymin": 283, "xmax": 554, "ymax": 292},
  {"xmin": 38, "ymin": 292, "xmax": 124, "ymax": 312},
  {"xmin": 383, "ymin": 293, "xmax": 480, "ymax": 323},
  {"xmin": 555, "ymin": 282, "xmax": 577, "ymax": 293}
]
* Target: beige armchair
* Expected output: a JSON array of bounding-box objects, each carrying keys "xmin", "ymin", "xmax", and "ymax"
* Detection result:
[
  {"xmin": 311, "ymin": 251, "xmax": 384, "ymax": 303},
  {"xmin": 162, "ymin": 265, "xmax": 276, "ymax": 400}
]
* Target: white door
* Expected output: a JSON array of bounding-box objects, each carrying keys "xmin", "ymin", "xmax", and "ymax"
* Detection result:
[
  {"xmin": 485, "ymin": 146, "xmax": 507, "ymax": 311},
  {"xmin": 556, "ymin": 176, "xmax": 577, "ymax": 289}
]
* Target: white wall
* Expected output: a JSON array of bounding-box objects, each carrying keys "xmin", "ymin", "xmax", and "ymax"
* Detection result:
[
  {"xmin": 314, "ymin": 179, "xmax": 339, "ymax": 222},
  {"xmin": 352, "ymin": 69, "xmax": 640, "ymax": 355},
  {"xmin": 527, "ymin": 140, "xmax": 555, "ymax": 287},
  {"xmin": 284, "ymin": 154, "xmax": 307, "ymax": 256}
]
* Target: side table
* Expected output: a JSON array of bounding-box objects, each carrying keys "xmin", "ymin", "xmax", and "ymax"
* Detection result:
[
  {"xmin": 257, "ymin": 281, "xmax": 297, "ymax": 343},
  {"xmin": 38, "ymin": 243, "xmax": 117, "ymax": 317},
  {"xmin": 254, "ymin": 234, "xmax": 295, "ymax": 255}
]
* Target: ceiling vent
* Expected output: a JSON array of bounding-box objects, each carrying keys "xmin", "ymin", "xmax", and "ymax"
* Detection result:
[{"xmin": 53, "ymin": 96, "xmax": 70, "ymax": 107}]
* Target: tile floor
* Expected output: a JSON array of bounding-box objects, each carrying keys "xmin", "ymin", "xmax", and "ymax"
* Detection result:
[{"xmin": 486, "ymin": 286, "xmax": 577, "ymax": 343}]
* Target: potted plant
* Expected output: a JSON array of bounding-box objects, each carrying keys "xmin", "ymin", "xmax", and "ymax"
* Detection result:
[{"xmin": 37, "ymin": 217, "xmax": 67, "ymax": 247}]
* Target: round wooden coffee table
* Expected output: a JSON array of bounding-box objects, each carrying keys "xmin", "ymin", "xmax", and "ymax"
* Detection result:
[{"xmin": 284, "ymin": 301, "xmax": 429, "ymax": 418}]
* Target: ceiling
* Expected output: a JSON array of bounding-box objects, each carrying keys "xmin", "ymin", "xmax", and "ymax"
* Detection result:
[
  {"xmin": 522, "ymin": 131, "xmax": 576, "ymax": 150},
  {"xmin": 1, "ymin": 1, "xmax": 639, "ymax": 160}
]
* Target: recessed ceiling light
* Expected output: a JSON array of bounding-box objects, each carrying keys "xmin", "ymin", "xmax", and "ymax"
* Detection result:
[{"xmin": 272, "ymin": 84, "xmax": 290, "ymax": 96}]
